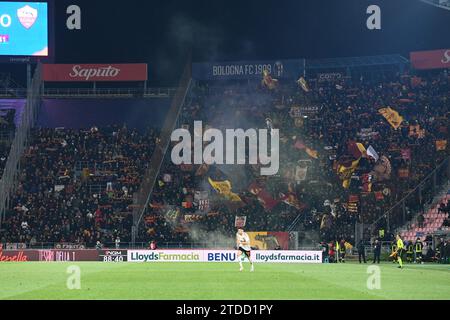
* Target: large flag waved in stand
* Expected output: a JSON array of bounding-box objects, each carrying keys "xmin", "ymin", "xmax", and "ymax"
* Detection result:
[
  {"xmin": 248, "ymin": 182, "xmax": 280, "ymax": 210},
  {"xmin": 378, "ymin": 107, "xmax": 403, "ymax": 130},
  {"xmin": 366, "ymin": 145, "xmax": 379, "ymax": 161},
  {"xmin": 262, "ymin": 70, "xmax": 278, "ymax": 90},
  {"xmin": 305, "ymin": 147, "xmax": 319, "ymax": 159},
  {"xmin": 297, "ymin": 76, "xmax": 310, "ymax": 92},
  {"xmin": 337, "ymin": 158, "xmax": 360, "ymax": 189},
  {"xmin": 279, "ymin": 192, "xmax": 305, "ymax": 211},
  {"xmin": 347, "ymin": 142, "xmax": 366, "ymax": 159},
  {"xmin": 208, "ymin": 177, "xmax": 242, "ymax": 202}
]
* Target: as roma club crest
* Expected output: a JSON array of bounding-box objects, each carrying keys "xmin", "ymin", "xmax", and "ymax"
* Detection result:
[{"xmin": 17, "ymin": 5, "xmax": 38, "ymax": 29}]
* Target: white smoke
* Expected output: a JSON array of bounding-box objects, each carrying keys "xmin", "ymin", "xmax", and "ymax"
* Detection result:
[
  {"xmin": 155, "ymin": 14, "xmax": 224, "ymax": 81},
  {"xmin": 188, "ymin": 224, "xmax": 235, "ymax": 249}
]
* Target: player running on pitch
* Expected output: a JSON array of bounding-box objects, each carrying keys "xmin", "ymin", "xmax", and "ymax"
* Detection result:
[{"xmin": 236, "ymin": 228, "xmax": 254, "ymax": 272}]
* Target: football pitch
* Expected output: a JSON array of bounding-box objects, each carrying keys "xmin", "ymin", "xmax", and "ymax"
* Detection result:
[{"xmin": 0, "ymin": 262, "xmax": 449, "ymax": 300}]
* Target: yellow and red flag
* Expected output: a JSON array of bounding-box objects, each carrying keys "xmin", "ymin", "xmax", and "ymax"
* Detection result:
[
  {"xmin": 379, "ymin": 107, "xmax": 403, "ymax": 130},
  {"xmin": 305, "ymin": 147, "xmax": 319, "ymax": 159},
  {"xmin": 262, "ymin": 70, "xmax": 278, "ymax": 90},
  {"xmin": 348, "ymin": 141, "xmax": 366, "ymax": 159},
  {"xmin": 208, "ymin": 177, "xmax": 242, "ymax": 202},
  {"xmin": 337, "ymin": 158, "xmax": 360, "ymax": 189},
  {"xmin": 248, "ymin": 182, "xmax": 279, "ymax": 210}
]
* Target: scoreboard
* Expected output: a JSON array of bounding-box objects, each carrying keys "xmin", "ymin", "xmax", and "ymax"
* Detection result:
[
  {"xmin": 98, "ymin": 250, "xmax": 128, "ymax": 262},
  {"xmin": 0, "ymin": 1, "xmax": 53, "ymax": 61}
]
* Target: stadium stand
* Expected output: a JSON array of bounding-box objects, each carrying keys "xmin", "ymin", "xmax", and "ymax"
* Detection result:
[
  {"xmin": 137, "ymin": 67, "xmax": 450, "ymax": 246},
  {"xmin": 0, "ymin": 107, "xmax": 17, "ymax": 177},
  {"xmin": 0, "ymin": 98, "xmax": 24, "ymax": 178},
  {"xmin": 0, "ymin": 59, "xmax": 449, "ymax": 250},
  {"xmin": 1, "ymin": 126, "xmax": 160, "ymax": 246}
]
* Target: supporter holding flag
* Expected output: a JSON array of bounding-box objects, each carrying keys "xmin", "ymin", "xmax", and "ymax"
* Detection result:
[
  {"xmin": 262, "ymin": 70, "xmax": 278, "ymax": 90},
  {"xmin": 208, "ymin": 177, "xmax": 242, "ymax": 202},
  {"xmin": 248, "ymin": 182, "xmax": 279, "ymax": 211},
  {"xmin": 366, "ymin": 145, "xmax": 379, "ymax": 161},
  {"xmin": 378, "ymin": 107, "xmax": 403, "ymax": 129},
  {"xmin": 297, "ymin": 76, "xmax": 310, "ymax": 92},
  {"xmin": 337, "ymin": 158, "xmax": 360, "ymax": 189}
]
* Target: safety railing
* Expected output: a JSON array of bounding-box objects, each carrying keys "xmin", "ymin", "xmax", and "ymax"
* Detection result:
[
  {"xmin": 420, "ymin": 0, "xmax": 450, "ymax": 11},
  {"xmin": 2, "ymin": 240, "xmax": 311, "ymax": 250},
  {"xmin": 369, "ymin": 157, "xmax": 450, "ymax": 237},
  {"xmin": 287, "ymin": 213, "xmax": 303, "ymax": 232},
  {"xmin": 0, "ymin": 87, "xmax": 177, "ymax": 98},
  {"xmin": 1, "ymin": 241, "xmax": 234, "ymax": 250},
  {"xmin": 131, "ymin": 60, "xmax": 193, "ymax": 245}
]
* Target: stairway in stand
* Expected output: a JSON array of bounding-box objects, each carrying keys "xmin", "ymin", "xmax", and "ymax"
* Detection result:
[{"xmin": 400, "ymin": 189, "xmax": 450, "ymax": 242}]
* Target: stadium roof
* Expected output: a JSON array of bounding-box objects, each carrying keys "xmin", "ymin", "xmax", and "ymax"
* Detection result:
[
  {"xmin": 420, "ymin": 0, "xmax": 450, "ymax": 11},
  {"xmin": 307, "ymin": 54, "xmax": 409, "ymax": 70}
]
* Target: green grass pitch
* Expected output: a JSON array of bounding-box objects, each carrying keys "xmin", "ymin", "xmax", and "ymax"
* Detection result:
[{"xmin": 0, "ymin": 262, "xmax": 449, "ymax": 300}]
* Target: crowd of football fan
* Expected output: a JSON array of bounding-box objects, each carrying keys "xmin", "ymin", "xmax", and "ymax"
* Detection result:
[
  {"xmin": 0, "ymin": 68, "xmax": 449, "ymax": 250},
  {"xmin": 0, "ymin": 108, "xmax": 16, "ymax": 177},
  {"xmin": 1, "ymin": 126, "xmax": 159, "ymax": 247},
  {"xmin": 138, "ymin": 69, "xmax": 449, "ymax": 246}
]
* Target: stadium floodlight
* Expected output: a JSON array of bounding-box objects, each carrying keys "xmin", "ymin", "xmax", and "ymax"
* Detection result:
[{"xmin": 419, "ymin": 0, "xmax": 450, "ymax": 10}]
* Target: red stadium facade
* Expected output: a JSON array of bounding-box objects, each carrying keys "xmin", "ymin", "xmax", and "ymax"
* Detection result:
[{"xmin": 410, "ymin": 48, "xmax": 450, "ymax": 70}]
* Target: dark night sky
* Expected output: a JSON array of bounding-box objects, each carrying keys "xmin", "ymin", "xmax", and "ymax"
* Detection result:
[{"xmin": 3, "ymin": 0, "xmax": 450, "ymax": 84}]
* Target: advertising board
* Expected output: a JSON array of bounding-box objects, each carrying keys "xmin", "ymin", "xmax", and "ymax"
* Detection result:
[
  {"xmin": 42, "ymin": 63, "xmax": 148, "ymax": 82},
  {"xmin": 192, "ymin": 59, "xmax": 304, "ymax": 80},
  {"xmin": 128, "ymin": 250, "xmax": 322, "ymax": 263},
  {"xmin": 410, "ymin": 49, "xmax": 450, "ymax": 70}
]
